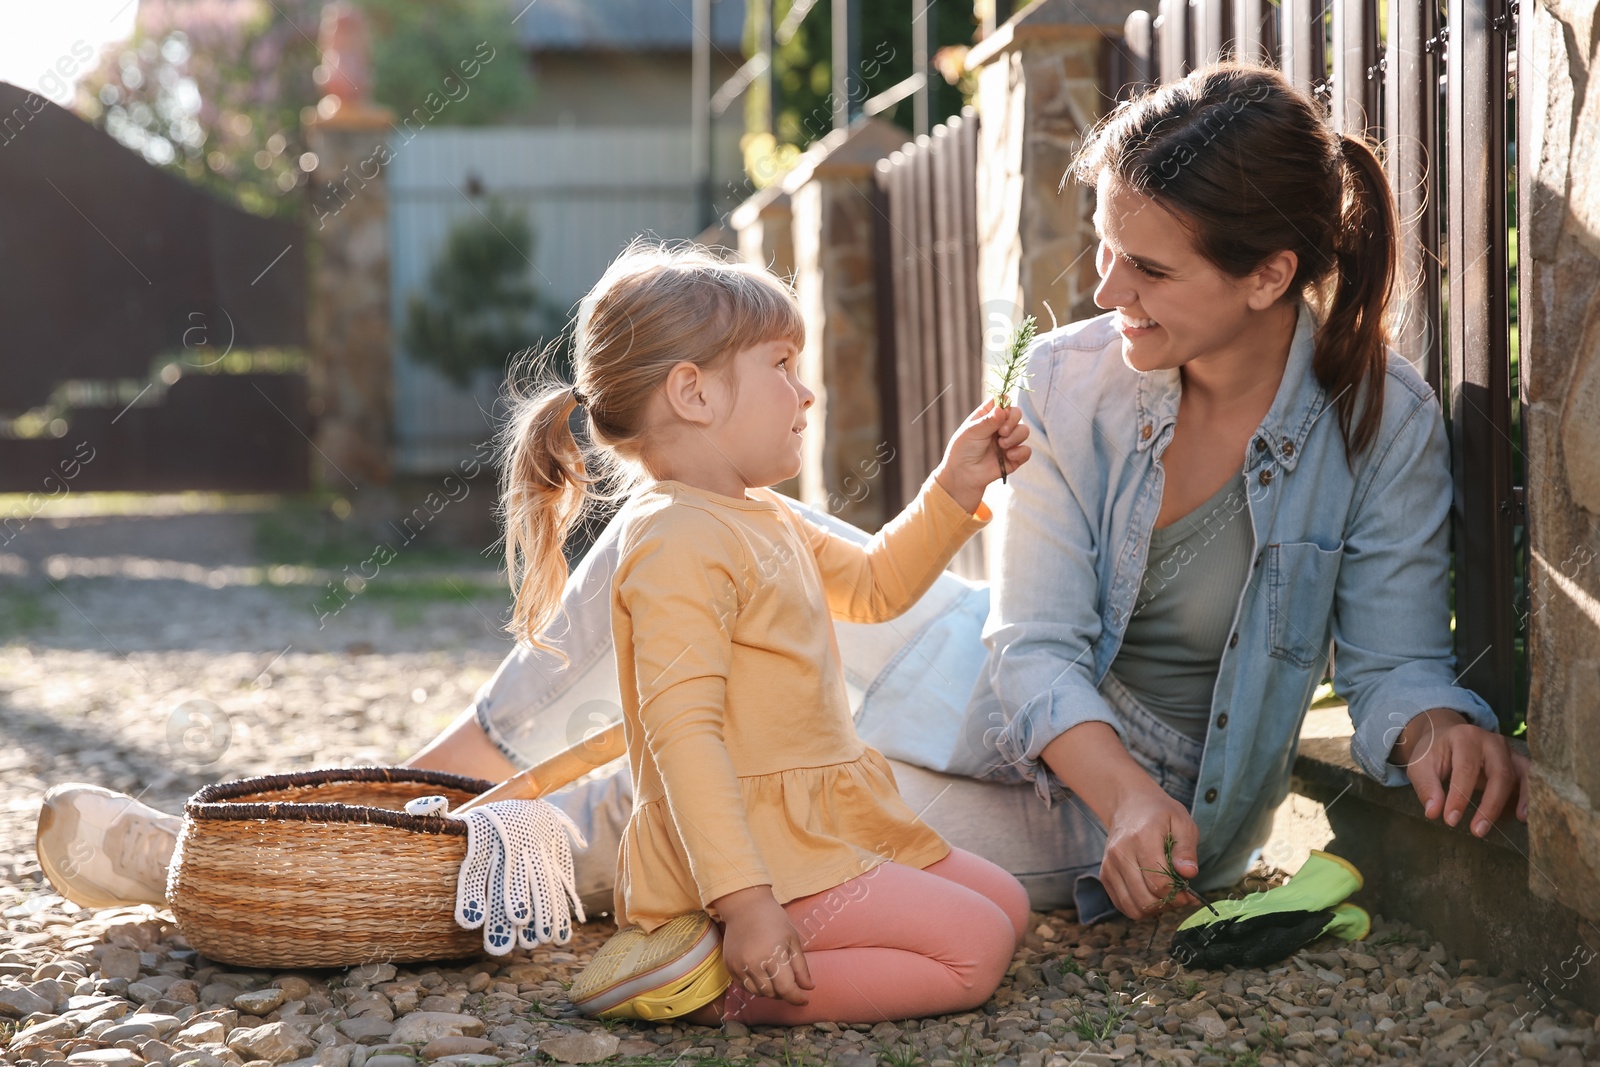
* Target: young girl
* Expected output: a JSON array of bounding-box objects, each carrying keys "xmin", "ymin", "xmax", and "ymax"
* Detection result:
[{"xmin": 499, "ymin": 242, "xmax": 1034, "ymax": 1025}]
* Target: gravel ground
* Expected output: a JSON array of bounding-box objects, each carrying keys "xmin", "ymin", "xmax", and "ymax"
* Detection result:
[{"xmin": 2, "ymin": 506, "xmax": 1595, "ymax": 1067}]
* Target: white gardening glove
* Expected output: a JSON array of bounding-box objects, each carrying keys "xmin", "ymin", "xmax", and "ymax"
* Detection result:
[{"xmin": 405, "ymin": 796, "xmax": 588, "ymax": 955}]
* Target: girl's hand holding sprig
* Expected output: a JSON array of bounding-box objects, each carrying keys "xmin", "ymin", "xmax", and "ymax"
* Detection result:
[
  {"xmin": 933, "ymin": 398, "xmax": 1033, "ymax": 515},
  {"xmin": 932, "ymin": 315, "xmax": 1037, "ymax": 512},
  {"xmin": 989, "ymin": 315, "xmax": 1037, "ymax": 484},
  {"xmin": 713, "ymin": 885, "xmax": 815, "ymax": 1005}
]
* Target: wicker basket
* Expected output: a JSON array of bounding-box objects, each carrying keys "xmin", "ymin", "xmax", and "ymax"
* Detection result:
[{"xmin": 168, "ymin": 767, "xmax": 495, "ymax": 969}]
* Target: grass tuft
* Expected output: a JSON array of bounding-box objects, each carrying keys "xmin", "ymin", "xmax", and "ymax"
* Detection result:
[
  {"xmin": 1070, "ymin": 997, "xmax": 1130, "ymax": 1043},
  {"xmin": 1203, "ymin": 1044, "xmax": 1263, "ymax": 1067},
  {"xmin": 876, "ymin": 1040, "xmax": 925, "ymax": 1067},
  {"xmin": 0, "ymin": 584, "xmax": 54, "ymax": 639}
]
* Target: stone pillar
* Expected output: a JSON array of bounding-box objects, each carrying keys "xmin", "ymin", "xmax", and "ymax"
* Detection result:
[
  {"xmin": 730, "ymin": 183, "xmax": 795, "ymax": 285},
  {"xmin": 304, "ymin": 3, "xmax": 395, "ymax": 487},
  {"xmin": 967, "ymin": 0, "xmax": 1139, "ymax": 326},
  {"xmin": 783, "ymin": 118, "xmax": 908, "ymax": 530},
  {"xmin": 1522, "ymin": 0, "xmax": 1600, "ymax": 926},
  {"xmin": 729, "ymin": 185, "xmax": 797, "ymax": 497}
]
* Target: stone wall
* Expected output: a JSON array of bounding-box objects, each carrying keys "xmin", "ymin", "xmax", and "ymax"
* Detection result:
[
  {"xmin": 790, "ymin": 175, "xmax": 883, "ymax": 529},
  {"xmin": 770, "ymin": 119, "xmax": 907, "ymax": 530},
  {"xmin": 969, "ymin": 1, "xmax": 1129, "ymax": 328},
  {"xmin": 1522, "ymin": 0, "xmax": 1600, "ymax": 928},
  {"xmin": 729, "ymin": 183, "xmax": 795, "ymax": 285},
  {"xmin": 305, "ymin": 109, "xmax": 396, "ymax": 488}
]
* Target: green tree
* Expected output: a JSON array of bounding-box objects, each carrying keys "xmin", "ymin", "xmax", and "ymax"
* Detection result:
[
  {"xmin": 73, "ymin": 0, "xmax": 535, "ymax": 220},
  {"xmin": 402, "ymin": 200, "xmax": 562, "ymax": 387},
  {"xmin": 741, "ymin": 0, "xmax": 979, "ymax": 185},
  {"xmin": 358, "ymin": 0, "xmax": 536, "ymax": 126},
  {"xmin": 74, "ymin": 0, "xmax": 324, "ymax": 219}
]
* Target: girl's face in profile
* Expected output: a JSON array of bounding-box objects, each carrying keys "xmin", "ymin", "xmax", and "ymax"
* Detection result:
[
  {"xmin": 713, "ymin": 337, "xmax": 814, "ymax": 489},
  {"xmin": 1092, "ymin": 172, "xmax": 1281, "ymax": 375}
]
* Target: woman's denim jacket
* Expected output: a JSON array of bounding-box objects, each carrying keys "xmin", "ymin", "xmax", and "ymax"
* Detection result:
[{"xmin": 949, "ymin": 299, "xmax": 1498, "ymax": 887}]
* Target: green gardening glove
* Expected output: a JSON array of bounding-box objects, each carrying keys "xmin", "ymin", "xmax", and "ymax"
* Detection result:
[{"xmin": 1170, "ymin": 850, "xmax": 1371, "ymax": 969}]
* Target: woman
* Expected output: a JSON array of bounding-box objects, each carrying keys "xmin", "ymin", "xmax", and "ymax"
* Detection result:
[{"xmin": 39, "ymin": 63, "xmax": 1527, "ymax": 926}]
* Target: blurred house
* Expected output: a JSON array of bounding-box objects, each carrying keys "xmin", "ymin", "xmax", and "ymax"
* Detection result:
[
  {"xmin": 386, "ymin": 0, "xmax": 747, "ymax": 473},
  {"xmin": 511, "ymin": 0, "xmax": 746, "ymax": 130}
]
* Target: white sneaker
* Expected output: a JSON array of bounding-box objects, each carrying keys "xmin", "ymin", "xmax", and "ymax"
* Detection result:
[{"xmin": 36, "ymin": 784, "xmax": 181, "ymax": 908}]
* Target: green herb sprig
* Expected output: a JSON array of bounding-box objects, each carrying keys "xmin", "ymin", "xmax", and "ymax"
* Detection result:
[
  {"xmin": 1138, "ymin": 833, "xmax": 1222, "ymax": 948},
  {"xmin": 989, "ymin": 315, "xmax": 1037, "ymax": 484}
]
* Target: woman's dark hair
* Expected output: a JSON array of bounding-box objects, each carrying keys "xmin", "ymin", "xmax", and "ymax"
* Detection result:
[{"xmin": 1073, "ymin": 62, "xmax": 1398, "ymax": 458}]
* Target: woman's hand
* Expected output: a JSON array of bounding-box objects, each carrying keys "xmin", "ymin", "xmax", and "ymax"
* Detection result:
[
  {"xmin": 1099, "ymin": 781, "xmax": 1205, "ymax": 920},
  {"xmin": 933, "ymin": 398, "xmax": 1033, "ymax": 514},
  {"xmin": 1389, "ymin": 708, "xmax": 1530, "ymax": 836},
  {"xmin": 1041, "ymin": 722, "xmax": 1201, "ymax": 921},
  {"xmin": 712, "ymin": 885, "xmax": 814, "ymax": 1005}
]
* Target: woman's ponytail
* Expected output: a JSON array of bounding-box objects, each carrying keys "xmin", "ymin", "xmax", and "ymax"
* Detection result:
[
  {"xmin": 1314, "ymin": 132, "xmax": 1398, "ymax": 458},
  {"xmin": 501, "ymin": 375, "xmax": 593, "ymax": 667}
]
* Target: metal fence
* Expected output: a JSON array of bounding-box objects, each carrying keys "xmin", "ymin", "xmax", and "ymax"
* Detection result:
[{"xmin": 1118, "ymin": 0, "xmax": 1526, "ymax": 725}]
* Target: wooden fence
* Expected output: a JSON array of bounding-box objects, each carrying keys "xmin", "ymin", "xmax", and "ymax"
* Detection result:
[
  {"xmin": 871, "ymin": 107, "xmax": 986, "ymax": 578},
  {"xmin": 0, "ymin": 84, "xmax": 309, "ymax": 493},
  {"xmin": 1116, "ymin": 0, "xmax": 1526, "ymax": 724}
]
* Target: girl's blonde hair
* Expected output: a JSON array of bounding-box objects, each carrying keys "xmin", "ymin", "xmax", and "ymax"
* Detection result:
[{"xmin": 500, "ymin": 238, "xmax": 806, "ymax": 663}]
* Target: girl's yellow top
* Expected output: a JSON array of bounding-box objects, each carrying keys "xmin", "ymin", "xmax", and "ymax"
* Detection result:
[{"xmin": 609, "ymin": 475, "xmax": 992, "ymax": 931}]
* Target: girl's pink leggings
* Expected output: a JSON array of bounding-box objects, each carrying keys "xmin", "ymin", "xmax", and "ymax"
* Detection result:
[{"xmin": 722, "ymin": 847, "xmax": 1030, "ymax": 1025}]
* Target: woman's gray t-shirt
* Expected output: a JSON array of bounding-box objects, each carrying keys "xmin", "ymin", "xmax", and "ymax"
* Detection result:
[{"xmin": 1110, "ymin": 472, "xmax": 1254, "ymax": 743}]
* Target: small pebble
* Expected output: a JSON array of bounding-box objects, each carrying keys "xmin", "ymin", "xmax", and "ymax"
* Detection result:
[
  {"xmin": 94, "ymin": 950, "xmax": 141, "ymax": 983},
  {"xmin": 97, "ymin": 1020, "xmax": 158, "ymax": 1043},
  {"xmin": 364, "ymin": 1057, "xmax": 417, "ymax": 1067},
  {"xmin": 420, "ymin": 1036, "xmax": 495, "ymax": 1060},
  {"xmin": 232, "ymin": 989, "xmax": 285, "ymax": 1016},
  {"xmin": 66, "ymin": 1051, "xmax": 144, "ymax": 1067},
  {"xmin": 228, "ymin": 1021, "xmax": 316, "ymax": 1063},
  {"xmin": 538, "ymin": 1030, "xmax": 620, "ymax": 1063},
  {"xmin": 174, "ymin": 1021, "xmax": 228, "ymax": 1046},
  {"xmin": 337, "ymin": 1016, "xmax": 394, "ymax": 1043},
  {"xmin": 271, "ymin": 976, "xmax": 312, "ymax": 1001}
]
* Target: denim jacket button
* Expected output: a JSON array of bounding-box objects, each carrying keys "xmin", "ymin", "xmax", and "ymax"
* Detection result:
[
  {"xmin": 1254, "ymin": 438, "xmax": 1268, "ymax": 452},
  {"xmin": 1216, "ymin": 712, "xmax": 1229, "ymax": 729},
  {"xmin": 1282, "ymin": 438, "xmax": 1295, "ymax": 457},
  {"xmin": 1259, "ymin": 468, "xmax": 1274, "ymax": 486},
  {"xmin": 1141, "ymin": 425, "xmax": 1153, "ymax": 441},
  {"xmin": 1204, "ymin": 787, "xmax": 1219, "ymax": 803},
  {"xmin": 1228, "ymin": 632, "xmax": 1239, "ymax": 648}
]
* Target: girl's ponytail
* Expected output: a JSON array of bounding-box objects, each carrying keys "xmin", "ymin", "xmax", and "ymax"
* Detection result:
[
  {"xmin": 501, "ymin": 372, "xmax": 593, "ymax": 667},
  {"xmin": 1313, "ymin": 132, "xmax": 1398, "ymax": 458}
]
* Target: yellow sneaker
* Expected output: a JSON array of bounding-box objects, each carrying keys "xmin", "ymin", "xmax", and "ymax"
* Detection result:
[{"xmin": 569, "ymin": 911, "xmax": 729, "ymax": 1021}]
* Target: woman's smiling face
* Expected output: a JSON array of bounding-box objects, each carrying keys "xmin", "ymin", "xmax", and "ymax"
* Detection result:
[{"xmin": 1092, "ymin": 172, "xmax": 1278, "ymax": 374}]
